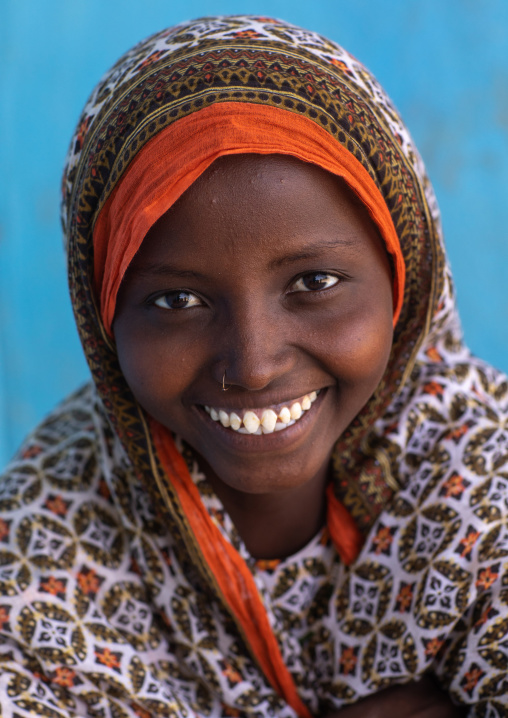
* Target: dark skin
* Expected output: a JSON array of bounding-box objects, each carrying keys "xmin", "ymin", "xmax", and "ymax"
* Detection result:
[
  {"xmin": 114, "ymin": 154, "xmax": 394, "ymax": 558},
  {"xmin": 114, "ymin": 154, "xmax": 465, "ymax": 716},
  {"xmin": 325, "ymin": 675, "xmax": 465, "ymax": 717}
]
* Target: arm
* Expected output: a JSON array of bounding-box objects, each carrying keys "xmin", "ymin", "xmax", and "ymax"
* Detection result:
[{"xmin": 322, "ymin": 676, "xmax": 466, "ymax": 718}]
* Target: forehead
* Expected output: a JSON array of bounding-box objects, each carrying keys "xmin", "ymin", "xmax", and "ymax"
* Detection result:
[
  {"xmin": 130, "ymin": 153, "xmax": 385, "ymax": 268},
  {"xmin": 176, "ymin": 153, "xmax": 370, "ymax": 217}
]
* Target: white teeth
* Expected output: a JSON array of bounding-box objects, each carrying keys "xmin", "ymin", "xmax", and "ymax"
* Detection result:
[
  {"xmin": 279, "ymin": 406, "xmax": 291, "ymax": 424},
  {"xmin": 204, "ymin": 390, "xmax": 320, "ymax": 435},
  {"xmin": 290, "ymin": 402, "xmax": 302, "ymax": 420},
  {"xmin": 243, "ymin": 411, "xmax": 261, "ymax": 434},
  {"xmin": 219, "ymin": 410, "xmax": 230, "ymax": 427},
  {"xmin": 261, "ymin": 409, "xmax": 278, "ymax": 433},
  {"xmin": 230, "ymin": 412, "xmax": 242, "ymax": 431}
]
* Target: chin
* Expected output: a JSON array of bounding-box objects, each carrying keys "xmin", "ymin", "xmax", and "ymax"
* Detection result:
[{"xmin": 195, "ymin": 444, "xmax": 332, "ymax": 497}]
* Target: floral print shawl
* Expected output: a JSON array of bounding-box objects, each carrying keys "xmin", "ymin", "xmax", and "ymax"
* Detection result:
[{"xmin": 1, "ymin": 15, "xmax": 507, "ymax": 718}]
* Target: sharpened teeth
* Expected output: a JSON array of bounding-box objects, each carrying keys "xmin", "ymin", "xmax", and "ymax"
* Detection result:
[
  {"xmin": 203, "ymin": 391, "xmax": 320, "ymax": 435},
  {"xmin": 219, "ymin": 410, "xmax": 230, "ymax": 427},
  {"xmin": 290, "ymin": 402, "xmax": 302, "ymax": 420},
  {"xmin": 279, "ymin": 406, "xmax": 291, "ymax": 424},
  {"xmin": 230, "ymin": 412, "xmax": 242, "ymax": 431},
  {"xmin": 243, "ymin": 411, "xmax": 260, "ymax": 434},
  {"xmin": 261, "ymin": 409, "xmax": 278, "ymax": 433}
]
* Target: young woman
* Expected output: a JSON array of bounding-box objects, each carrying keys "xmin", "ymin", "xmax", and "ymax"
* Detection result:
[{"xmin": 0, "ymin": 15, "xmax": 505, "ymax": 717}]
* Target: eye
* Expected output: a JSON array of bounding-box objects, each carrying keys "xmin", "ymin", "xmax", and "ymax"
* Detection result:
[
  {"xmin": 153, "ymin": 290, "xmax": 203, "ymax": 309},
  {"xmin": 290, "ymin": 272, "xmax": 340, "ymax": 292}
]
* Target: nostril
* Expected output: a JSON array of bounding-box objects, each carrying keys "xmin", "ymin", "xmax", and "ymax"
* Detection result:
[{"xmin": 214, "ymin": 319, "xmax": 293, "ymax": 392}]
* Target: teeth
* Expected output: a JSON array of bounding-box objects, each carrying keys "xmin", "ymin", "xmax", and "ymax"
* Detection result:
[
  {"xmin": 279, "ymin": 406, "xmax": 291, "ymax": 424},
  {"xmin": 261, "ymin": 409, "xmax": 278, "ymax": 433},
  {"xmin": 243, "ymin": 411, "xmax": 261, "ymax": 434},
  {"xmin": 230, "ymin": 412, "xmax": 242, "ymax": 431},
  {"xmin": 204, "ymin": 390, "xmax": 320, "ymax": 435},
  {"xmin": 219, "ymin": 410, "xmax": 230, "ymax": 427},
  {"xmin": 290, "ymin": 402, "xmax": 302, "ymax": 420}
]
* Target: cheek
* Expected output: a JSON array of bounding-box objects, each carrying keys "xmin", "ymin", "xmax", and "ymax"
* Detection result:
[
  {"xmin": 115, "ymin": 325, "xmax": 194, "ymax": 413},
  {"xmin": 327, "ymin": 303, "xmax": 394, "ymax": 388}
]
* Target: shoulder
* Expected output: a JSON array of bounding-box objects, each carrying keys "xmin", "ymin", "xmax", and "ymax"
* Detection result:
[
  {"xmin": 0, "ymin": 382, "xmax": 135, "ymax": 598},
  {"xmin": 380, "ymin": 352, "xmax": 508, "ymax": 570},
  {"xmin": 384, "ymin": 352, "xmax": 507, "ymax": 499},
  {"xmin": 4, "ymin": 382, "xmax": 100, "ymax": 476},
  {"xmin": 1, "ymin": 381, "xmax": 133, "ymax": 505},
  {"xmin": 371, "ymin": 356, "xmax": 508, "ymax": 706},
  {"xmin": 0, "ymin": 385, "xmax": 163, "ymax": 714}
]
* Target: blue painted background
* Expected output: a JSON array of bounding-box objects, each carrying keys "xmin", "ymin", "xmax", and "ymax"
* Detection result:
[{"xmin": 1, "ymin": 0, "xmax": 507, "ymax": 466}]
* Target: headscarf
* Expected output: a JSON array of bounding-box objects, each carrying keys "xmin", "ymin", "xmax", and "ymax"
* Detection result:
[
  {"xmin": 1, "ymin": 15, "xmax": 507, "ymax": 718},
  {"xmin": 93, "ymin": 101, "xmax": 405, "ymax": 336},
  {"xmin": 62, "ymin": 14, "xmax": 442, "ymax": 535}
]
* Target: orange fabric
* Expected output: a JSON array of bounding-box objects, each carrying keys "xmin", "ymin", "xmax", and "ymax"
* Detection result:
[
  {"xmin": 150, "ymin": 420, "xmax": 313, "ymax": 718},
  {"xmin": 326, "ymin": 483, "xmax": 364, "ymax": 565},
  {"xmin": 94, "ymin": 101, "xmax": 405, "ymax": 336},
  {"xmin": 94, "ymin": 102, "xmax": 400, "ymax": 712},
  {"xmin": 151, "ymin": 420, "xmax": 362, "ymax": 716}
]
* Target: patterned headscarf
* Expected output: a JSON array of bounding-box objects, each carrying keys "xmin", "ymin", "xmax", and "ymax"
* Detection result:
[
  {"xmin": 1, "ymin": 15, "xmax": 507, "ymax": 718},
  {"xmin": 62, "ymin": 14, "xmax": 446, "ymax": 532}
]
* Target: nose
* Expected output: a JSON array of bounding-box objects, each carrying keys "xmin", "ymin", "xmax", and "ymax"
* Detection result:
[{"xmin": 212, "ymin": 298, "xmax": 294, "ymax": 392}]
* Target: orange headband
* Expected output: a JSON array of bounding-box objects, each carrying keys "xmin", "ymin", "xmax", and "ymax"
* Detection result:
[{"xmin": 94, "ymin": 102, "xmax": 405, "ymax": 335}]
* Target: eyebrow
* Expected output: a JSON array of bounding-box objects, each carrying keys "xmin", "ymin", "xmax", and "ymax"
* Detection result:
[
  {"xmin": 129, "ymin": 264, "xmax": 209, "ymax": 281},
  {"xmin": 131, "ymin": 238, "xmax": 359, "ymax": 278},
  {"xmin": 268, "ymin": 238, "xmax": 359, "ymax": 269}
]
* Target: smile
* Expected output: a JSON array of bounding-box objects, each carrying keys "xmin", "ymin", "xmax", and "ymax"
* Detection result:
[{"xmin": 203, "ymin": 391, "xmax": 320, "ymax": 435}]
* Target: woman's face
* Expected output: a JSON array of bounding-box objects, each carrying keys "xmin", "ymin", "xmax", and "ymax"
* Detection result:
[{"xmin": 114, "ymin": 154, "xmax": 394, "ymax": 496}]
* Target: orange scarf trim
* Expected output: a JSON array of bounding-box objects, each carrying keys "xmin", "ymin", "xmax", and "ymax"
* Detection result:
[
  {"xmin": 94, "ymin": 102, "xmax": 405, "ymax": 336},
  {"xmin": 94, "ymin": 102, "xmax": 404, "ymax": 715},
  {"xmin": 152, "ymin": 421, "xmax": 362, "ymax": 718}
]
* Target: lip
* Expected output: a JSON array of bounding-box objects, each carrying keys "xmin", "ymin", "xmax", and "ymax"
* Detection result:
[{"xmin": 193, "ymin": 387, "xmax": 328, "ymax": 454}]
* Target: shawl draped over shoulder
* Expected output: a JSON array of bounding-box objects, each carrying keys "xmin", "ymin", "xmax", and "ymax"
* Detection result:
[{"xmin": 1, "ymin": 15, "xmax": 507, "ymax": 718}]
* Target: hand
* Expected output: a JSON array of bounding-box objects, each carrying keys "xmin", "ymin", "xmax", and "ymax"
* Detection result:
[{"xmin": 321, "ymin": 675, "xmax": 466, "ymax": 717}]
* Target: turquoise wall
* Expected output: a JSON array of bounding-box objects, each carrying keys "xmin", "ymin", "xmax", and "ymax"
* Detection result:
[{"xmin": 1, "ymin": 0, "xmax": 507, "ymax": 466}]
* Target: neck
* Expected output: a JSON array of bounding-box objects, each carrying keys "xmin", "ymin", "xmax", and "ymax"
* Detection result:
[{"xmin": 204, "ymin": 462, "xmax": 330, "ymax": 560}]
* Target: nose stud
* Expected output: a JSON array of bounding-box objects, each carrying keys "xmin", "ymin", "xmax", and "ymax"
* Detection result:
[{"xmin": 222, "ymin": 370, "xmax": 230, "ymax": 392}]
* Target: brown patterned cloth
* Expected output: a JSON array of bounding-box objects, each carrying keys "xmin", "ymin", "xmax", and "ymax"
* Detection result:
[{"xmin": 0, "ymin": 15, "xmax": 507, "ymax": 718}]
